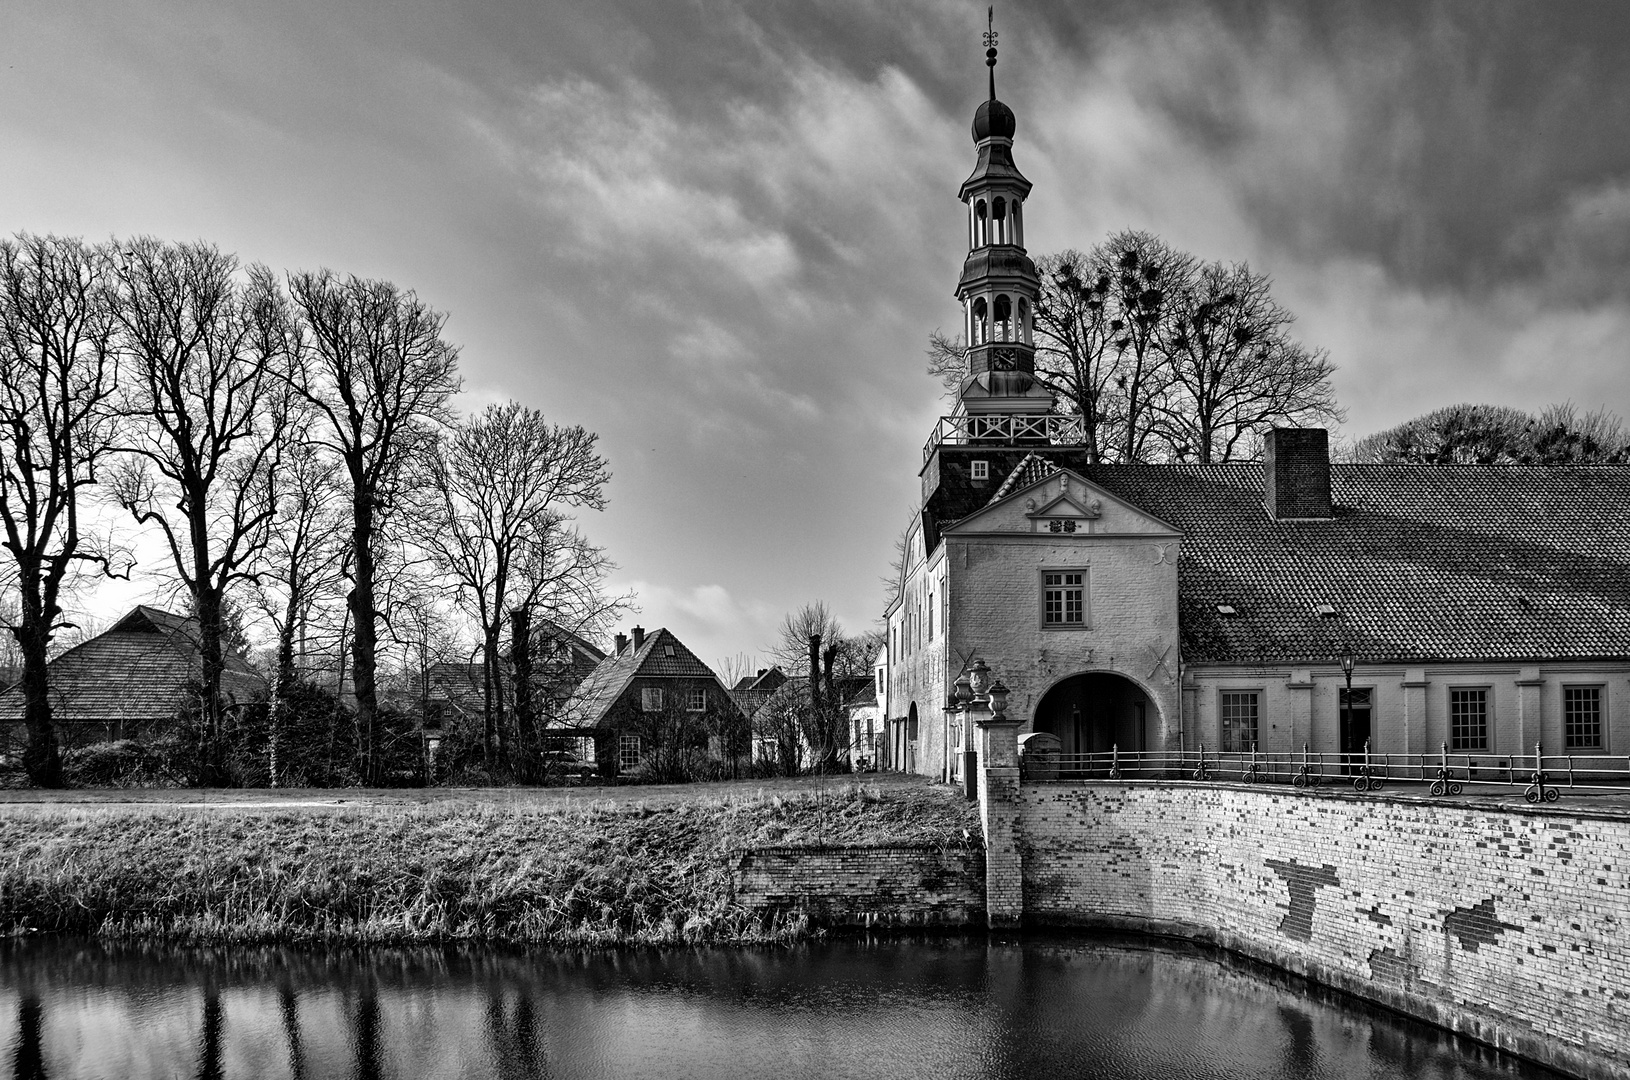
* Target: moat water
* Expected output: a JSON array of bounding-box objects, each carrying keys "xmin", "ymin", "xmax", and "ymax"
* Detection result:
[{"xmin": 1, "ymin": 936, "xmax": 1562, "ymax": 1080}]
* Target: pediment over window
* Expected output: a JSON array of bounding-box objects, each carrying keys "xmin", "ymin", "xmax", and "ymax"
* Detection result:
[{"xmin": 1026, "ymin": 493, "xmax": 1100, "ymax": 534}]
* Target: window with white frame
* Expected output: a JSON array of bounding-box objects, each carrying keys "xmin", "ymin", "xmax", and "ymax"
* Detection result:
[
  {"xmin": 641, "ymin": 687, "xmax": 663, "ymax": 712},
  {"xmin": 1564, "ymin": 686, "xmax": 1604, "ymax": 750},
  {"xmin": 618, "ymin": 734, "xmax": 642, "ymax": 771},
  {"xmin": 1042, "ymin": 570, "xmax": 1086, "ymax": 626},
  {"xmin": 686, "ymin": 685, "xmax": 708, "ymax": 712},
  {"xmin": 1219, "ymin": 691, "xmax": 1259, "ymax": 753},
  {"xmin": 1449, "ymin": 688, "xmax": 1489, "ymax": 751},
  {"xmin": 971, "ymin": 460, "xmax": 989, "ymax": 480}
]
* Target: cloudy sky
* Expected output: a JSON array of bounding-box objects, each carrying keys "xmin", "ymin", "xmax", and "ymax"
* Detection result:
[{"xmin": 6, "ymin": 0, "xmax": 1630, "ymax": 667}]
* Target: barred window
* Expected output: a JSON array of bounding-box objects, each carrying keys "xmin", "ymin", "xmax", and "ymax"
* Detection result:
[
  {"xmin": 1220, "ymin": 691, "xmax": 1259, "ymax": 753},
  {"xmin": 641, "ymin": 687, "xmax": 663, "ymax": 712},
  {"xmin": 618, "ymin": 734, "xmax": 642, "ymax": 771},
  {"xmin": 1564, "ymin": 686, "xmax": 1604, "ymax": 750},
  {"xmin": 1449, "ymin": 688, "xmax": 1488, "ymax": 751},
  {"xmin": 1043, "ymin": 571, "xmax": 1085, "ymax": 626},
  {"xmin": 686, "ymin": 685, "xmax": 708, "ymax": 712},
  {"xmin": 1047, "ymin": 519, "xmax": 1077, "ymax": 533}
]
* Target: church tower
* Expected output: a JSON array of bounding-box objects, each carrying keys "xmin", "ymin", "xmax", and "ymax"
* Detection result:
[{"xmin": 953, "ymin": 13, "xmax": 1053, "ymax": 419}]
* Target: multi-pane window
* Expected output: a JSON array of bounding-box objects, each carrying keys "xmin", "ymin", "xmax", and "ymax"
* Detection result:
[
  {"xmin": 618, "ymin": 734, "xmax": 642, "ymax": 771},
  {"xmin": 971, "ymin": 460, "xmax": 988, "ymax": 480},
  {"xmin": 1042, "ymin": 571, "xmax": 1085, "ymax": 626},
  {"xmin": 1449, "ymin": 688, "xmax": 1489, "ymax": 751},
  {"xmin": 1564, "ymin": 686, "xmax": 1604, "ymax": 750},
  {"xmin": 641, "ymin": 687, "xmax": 663, "ymax": 712},
  {"xmin": 686, "ymin": 685, "xmax": 708, "ymax": 712},
  {"xmin": 1220, "ymin": 691, "xmax": 1259, "ymax": 753}
]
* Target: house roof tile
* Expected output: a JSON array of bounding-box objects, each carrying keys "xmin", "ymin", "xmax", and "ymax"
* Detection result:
[
  {"xmin": 561, "ymin": 628, "xmax": 722, "ymax": 727},
  {"xmin": 953, "ymin": 461, "xmax": 1630, "ymax": 666}
]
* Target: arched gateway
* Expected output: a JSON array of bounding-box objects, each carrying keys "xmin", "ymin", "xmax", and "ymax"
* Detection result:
[{"xmin": 1032, "ymin": 672, "xmax": 1157, "ymax": 757}]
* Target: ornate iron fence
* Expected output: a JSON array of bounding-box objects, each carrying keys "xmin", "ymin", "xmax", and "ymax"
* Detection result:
[{"xmin": 1020, "ymin": 741, "xmax": 1623, "ymax": 804}]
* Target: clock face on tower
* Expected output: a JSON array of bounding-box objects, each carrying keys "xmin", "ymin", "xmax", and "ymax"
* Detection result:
[{"xmin": 990, "ymin": 348, "xmax": 1018, "ymax": 371}]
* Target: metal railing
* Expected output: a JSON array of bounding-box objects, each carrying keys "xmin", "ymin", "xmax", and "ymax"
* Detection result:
[
  {"xmin": 1020, "ymin": 741, "xmax": 1625, "ymax": 804},
  {"xmin": 923, "ymin": 413, "xmax": 1086, "ymax": 462}
]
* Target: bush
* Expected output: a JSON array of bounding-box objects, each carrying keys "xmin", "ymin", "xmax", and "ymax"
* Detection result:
[{"xmin": 62, "ymin": 740, "xmax": 166, "ymax": 787}]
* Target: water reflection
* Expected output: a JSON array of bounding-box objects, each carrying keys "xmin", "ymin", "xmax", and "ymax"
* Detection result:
[{"xmin": 0, "ymin": 937, "xmax": 1560, "ymax": 1080}]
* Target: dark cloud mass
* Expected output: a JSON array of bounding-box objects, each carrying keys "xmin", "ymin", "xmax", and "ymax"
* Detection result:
[{"xmin": 2, "ymin": 0, "xmax": 1628, "ymax": 663}]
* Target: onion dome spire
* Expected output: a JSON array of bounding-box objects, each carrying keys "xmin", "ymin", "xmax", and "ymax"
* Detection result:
[{"xmin": 953, "ymin": 7, "xmax": 1050, "ymax": 417}]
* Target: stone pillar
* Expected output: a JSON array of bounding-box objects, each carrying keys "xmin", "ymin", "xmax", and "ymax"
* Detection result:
[
  {"xmin": 1402, "ymin": 667, "xmax": 1429, "ymax": 755},
  {"xmin": 976, "ymin": 704, "xmax": 1024, "ymax": 929},
  {"xmin": 1516, "ymin": 666, "xmax": 1544, "ymax": 753}
]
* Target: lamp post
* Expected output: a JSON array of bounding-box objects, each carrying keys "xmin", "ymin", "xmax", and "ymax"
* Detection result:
[
  {"xmin": 953, "ymin": 666, "xmax": 977, "ymax": 800},
  {"xmin": 1339, "ymin": 644, "xmax": 1355, "ymax": 774}
]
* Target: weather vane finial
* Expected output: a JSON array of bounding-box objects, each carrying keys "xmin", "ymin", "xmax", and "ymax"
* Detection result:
[{"xmin": 984, "ymin": 6, "xmax": 998, "ymax": 101}]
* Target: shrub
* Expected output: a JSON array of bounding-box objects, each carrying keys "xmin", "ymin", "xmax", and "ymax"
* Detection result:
[{"xmin": 62, "ymin": 740, "xmax": 164, "ymax": 787}]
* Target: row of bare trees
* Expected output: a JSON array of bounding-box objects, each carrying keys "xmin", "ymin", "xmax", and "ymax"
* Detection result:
[
  {"xmin": 0, "ymin": 234, "xmax": 619, "ymax": 787},
  {"xmin": 929, "ymin": 229, "xmax": 1343, "ymax": 463},
  {"xmin": 752, "ymin": 602, "xmax": 882, "ymax": 774}
]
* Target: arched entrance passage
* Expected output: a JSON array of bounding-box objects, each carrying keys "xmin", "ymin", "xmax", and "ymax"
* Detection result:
[{"xmin": 1033, "ymin": 672, "xmax": 1156, "ymax": 757}]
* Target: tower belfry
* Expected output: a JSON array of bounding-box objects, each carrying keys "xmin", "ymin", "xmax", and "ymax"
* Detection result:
[{"xmin": 954, "ymin": 8, "xmax": 1053, "ymax": 419}]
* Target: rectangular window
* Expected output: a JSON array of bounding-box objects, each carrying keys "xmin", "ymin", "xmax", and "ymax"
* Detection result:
[
  {"xmin": 971, "ymin": 460, "xmax": 988, "ymax": 480},
  {"xmin": 686, "ymin": 685, "xmax": 708, "ymax": 712},
  {"xmin": 1564, "ymin": 686, "xmax": 1604, "ymax": 751},
  {"xmin": 928, "ymin": 592, "xmax": 934, "ymax": 640},
  {"xmin": 1219, "ymin": 691, "xmax": 1259, "ymax": 753},
  {"xmin": 1449, "ymin": 688, "xmax": 1489, "ymax": 751},
  {"xmin": 618, "ymin": 734, "xmax": 642, "ymax": 771},
  {"xmin": 1042, "ymin": 571, "xmax": 1086, "ymax": 626},
  {"xmin": 641, "ymin": 687, "xmax": 663, "ymax": 712}
]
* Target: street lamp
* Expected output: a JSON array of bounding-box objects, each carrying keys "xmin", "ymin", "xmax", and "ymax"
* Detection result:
[{"xmin": 1339, "ymin": 645, "xmax": 1355, "ymax": 773}]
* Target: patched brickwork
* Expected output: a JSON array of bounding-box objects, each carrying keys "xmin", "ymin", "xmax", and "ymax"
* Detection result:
[
  {"xmin": 1015, "ymin": 783, "xmax": 1630, "ymax": 1079},
  {"xmin": 731, "ymin": 844, "xmax": 984, "ymax": 928}
]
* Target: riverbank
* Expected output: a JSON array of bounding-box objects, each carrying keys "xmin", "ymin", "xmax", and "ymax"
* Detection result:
[{"xmin": 0, "ymin": 779, "xmax": 981, "ymax": 946}]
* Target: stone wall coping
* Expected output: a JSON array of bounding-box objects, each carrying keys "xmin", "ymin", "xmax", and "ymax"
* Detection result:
[
  {"xmin": 732, "ymin": 842, "xmax": 983, "ymax": 857},
  {"xmin": 1021, "ymin": 778, "xmax": 1630, "ymax": 825}
]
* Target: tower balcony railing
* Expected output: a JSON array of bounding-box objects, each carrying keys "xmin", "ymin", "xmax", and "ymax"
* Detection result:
[{"xmin": 923, "ymin": 413, "xmax": 1086, "ymax": 462}]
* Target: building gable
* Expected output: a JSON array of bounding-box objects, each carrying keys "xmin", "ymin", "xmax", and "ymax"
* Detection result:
[{"xmin": 946, "ymin": 468, "xmax": 1181, "ymax": 538}]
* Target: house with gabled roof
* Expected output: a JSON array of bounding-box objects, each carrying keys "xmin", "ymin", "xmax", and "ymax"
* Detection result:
[
  {"xmin": 883, "ymin": 58, "xmax": 1630, "ymax": 782},
  {"xmin": 560, "ymin": 625, "xmax": 748, "ymax": 777},
  {"xmin": 424, "ymin": 621, "xmax": 606, "ymax": 725},
  {"xmin": 0, "ymin": 605, "xmax": 267, "ymax": 754}
]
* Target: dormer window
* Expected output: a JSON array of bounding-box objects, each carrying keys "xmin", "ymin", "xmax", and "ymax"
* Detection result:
[{"xmin": 971, "ymin": 460, "xmax": 989, "ymax": 481}]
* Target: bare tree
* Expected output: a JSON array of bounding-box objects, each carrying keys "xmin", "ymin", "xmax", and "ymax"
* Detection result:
[
  {"xmin": 110, "ymin": 239, "xmax": 297, "ymax": 783},
  {"xmin": 288, "ymin": 270, "xmax": 460, "ymax": 783},
  {"xmin": 250, "ymin": 437, "xmax": 348, "ymax": 784},
  {"xmin": 1157, "ymin": 260, "xmax": 1341, "ymax": 462},
  {"xmin": 0, "ymin": 235, "xmax": 122, "ymax": 787},
  {"xmin": 422, "ymin": 401, "xmax": 621, "ymax": 776},
  {"xmin": 1350, "ymin": 402, "xmax": 1630, "ymax": 465}
]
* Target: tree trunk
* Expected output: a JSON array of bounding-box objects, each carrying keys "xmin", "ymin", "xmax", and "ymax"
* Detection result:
[
  {"xmin": 192, "ymin": 582, "xmax": 227, "ymax": 786},
  {"xmin": 350, "ymin": 493, "xmax": 379, "ymax": 785},
  {"xmin": 14, "ymin": 618, "xmax": 63, "ymax": 789},
  {"xmin": 270, "ymin": 582, "xmax": 299, "ymax": 788},
  {"xmin": 509, "ymin": 607, "xmax": 536, "ymax": 781}
]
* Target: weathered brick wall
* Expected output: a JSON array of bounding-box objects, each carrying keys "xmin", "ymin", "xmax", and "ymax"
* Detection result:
[
  {"xmin": 1017, "ymin": 783, "xmax": 1630, "ymax": 1079},
  {"xmin": 731, "ymin": 844, "xmax": 984, "ymax": 928}
]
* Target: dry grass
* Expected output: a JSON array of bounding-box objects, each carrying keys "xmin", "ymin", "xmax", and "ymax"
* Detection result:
[{"xmin": 0, "ymin": 780, "xmax": 980, "ymax": 946}]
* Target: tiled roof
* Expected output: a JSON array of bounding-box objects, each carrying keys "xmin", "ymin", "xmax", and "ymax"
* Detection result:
[
  {"xmin": 1007, "ymin": 463, "xmax": 1630, "ymax": 665},
  {"xmin": 751, "ymin": 676, "xmax": 876, "ymax": 723},
  {"xmin": 562, "ymin": 628, "xmax": 722, "ymax": 727},
  {"xmin": 988, "ymin": 451, "xmax": 1055, "ymax": 503},
  {"xmin": 0, "ymin": 605, "xmax": 267, "ymax": 724}
]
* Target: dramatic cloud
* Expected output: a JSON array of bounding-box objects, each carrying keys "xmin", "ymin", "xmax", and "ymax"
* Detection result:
[{"xmin": 4, "ymin": 0, "xmax": 1628, "ymax": 661}]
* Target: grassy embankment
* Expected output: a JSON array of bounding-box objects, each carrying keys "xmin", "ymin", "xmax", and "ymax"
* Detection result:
[{"xmin": 0, "ymin": 781, "xmax": 979, "ymax": 946}]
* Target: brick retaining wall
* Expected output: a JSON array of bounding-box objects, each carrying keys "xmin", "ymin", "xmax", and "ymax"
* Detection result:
[
  {"xmin": 731, "ymin": 844, "xmax": 984, "ymax": 929},
  {"xmin": 1017, "ymin": 782, "xmax": 1630, "ymax": 1080}
]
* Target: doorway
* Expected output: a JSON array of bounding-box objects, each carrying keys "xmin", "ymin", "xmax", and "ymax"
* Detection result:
[{"xmin": 1339, "ymin": 687, "xmax": 1372, "ymax": 773}]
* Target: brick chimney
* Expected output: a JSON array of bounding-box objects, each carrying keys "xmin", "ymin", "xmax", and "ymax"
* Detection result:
[
  {"xmin": 615, "ymin": 633, "xmax": 629, "ymax": 654},
  {"xmin": 1263, "ymin": 428, "xmax": 1333, "ymax": 521},
  {"xmin": 631, "ymin": 626, "xmax": 646, "ymax": 650}
]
